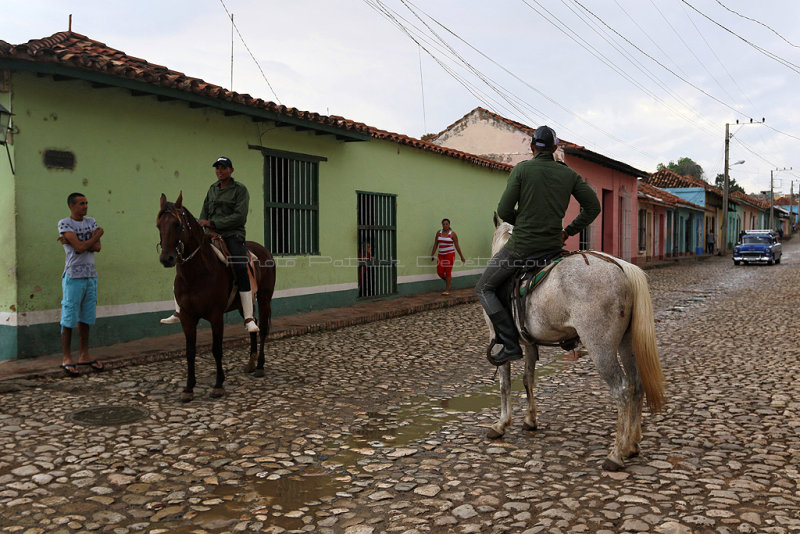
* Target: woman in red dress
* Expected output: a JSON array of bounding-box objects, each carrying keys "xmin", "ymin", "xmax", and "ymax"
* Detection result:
[{"xmin": 430, "ymin": 218, "xmax": 465, "ymax": 295}]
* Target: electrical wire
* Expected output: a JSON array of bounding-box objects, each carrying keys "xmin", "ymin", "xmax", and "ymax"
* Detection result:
[
  {"xmin": 217, "ymin": 0, "xmax": 281, "ymax": 104},
  {"xmin": 680, "ymin": 0, "xmax": 800, "ymax": 75},
  {"xmin": 714, "ymin": 0, "xmax": 800, "ymax": 49}
]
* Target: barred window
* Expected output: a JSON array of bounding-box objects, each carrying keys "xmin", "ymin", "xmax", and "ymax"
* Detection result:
[
  {"xmin": 579, "ymin": 225, "xmax": 590, "ymax": 250},
  {"xmin": 357, "ymin": 191, "xmax": 397, "ymax": 298},
  {"xmin": 261, "ymin": 148, "xmax": 326, "ymax": 255},
  {"xmin": 638, "ymin": 209, "xmax": 647, "ymax": 253}
]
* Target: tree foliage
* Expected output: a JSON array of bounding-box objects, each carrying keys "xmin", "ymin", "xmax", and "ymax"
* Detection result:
[
  {"xmin": 714, "ymin": 173, "xmax": 745, "ymax": 194},
  {"xmin": 656, "ymin": 157, "xmax": 704, "ymax": 181}
]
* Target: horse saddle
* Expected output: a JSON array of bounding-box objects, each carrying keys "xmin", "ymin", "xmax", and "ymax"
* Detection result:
[
  {"xmin": 207, "ymin": 232, "xmax": 260, "ymax": 297},
  {"xmin": 498, "ymin": 249, "xmax": 580, "ymax": 351}
]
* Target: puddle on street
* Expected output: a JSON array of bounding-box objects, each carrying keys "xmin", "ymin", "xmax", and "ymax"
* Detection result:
[
  {"xmin": 661, "ymin": 291, "xmax": 713, "ymax": 314},
  {"xmin": 183, "ymin": 355, "xmax": 572, "ymax": 531}
]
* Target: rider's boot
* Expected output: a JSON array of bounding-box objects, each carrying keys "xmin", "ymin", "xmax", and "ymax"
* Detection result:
[
  {"xmin": 487, "ymin": 310, "xmax": 523, "ymax": 365},
  {"xmin": 160, "ymin": 300, "xmax": 181, "ymax": 325},
  {"xmin": 240, "ymin": 291, "xmax": 260, "ymax": 333}
]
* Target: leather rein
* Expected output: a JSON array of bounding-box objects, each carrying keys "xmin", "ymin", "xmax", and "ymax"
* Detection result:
[{"xmin": 158, "ymin": 207, "xmax": 202, "ymax": 264}]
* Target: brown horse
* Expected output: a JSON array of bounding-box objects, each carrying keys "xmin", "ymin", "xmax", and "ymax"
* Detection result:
[{"xmin": 157, "ymin": 193, "xmax": 276, "ymax": 402}]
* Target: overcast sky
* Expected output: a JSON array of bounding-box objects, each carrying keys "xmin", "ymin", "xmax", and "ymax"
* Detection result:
[{"xmin": 5, "ymin": 0, "xmax": 800, "ymax": 196}]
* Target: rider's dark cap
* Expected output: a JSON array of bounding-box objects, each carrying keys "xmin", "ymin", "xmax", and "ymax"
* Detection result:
[
  {"xmin": 532, "ymin": 126, "xmax": 558, "ymax": 148},
  {"xmin": 212, "ymin": 156, "xmax": 233, "ymax": 168}
]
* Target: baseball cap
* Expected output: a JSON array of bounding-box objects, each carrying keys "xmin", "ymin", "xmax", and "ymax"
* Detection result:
[
  {"xmin": 212, "ymin": 156, "xmax": 233, "ymax": 168},
  {"xmin": 532, "ymin": 126, "xmax": 558, "ymax": 148}
]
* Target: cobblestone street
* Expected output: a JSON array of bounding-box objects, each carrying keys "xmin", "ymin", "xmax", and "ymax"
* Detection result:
[{"xmin": 1, "ymin": 243, "xmax": 799, "ymax": 533}]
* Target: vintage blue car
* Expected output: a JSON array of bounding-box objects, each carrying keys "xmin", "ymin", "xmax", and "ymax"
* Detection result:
[{"xmin": 733, "ymin": 230, "xmax": 782, "ymax": 265}]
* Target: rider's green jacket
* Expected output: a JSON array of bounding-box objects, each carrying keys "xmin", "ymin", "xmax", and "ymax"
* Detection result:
[
  {"xmin": 200, "ymin": 178, "xmax": 249, "ymax": 239},
  {"xmin": 497, "ymin": 152, "xmax": 600, "ymax": 255}
]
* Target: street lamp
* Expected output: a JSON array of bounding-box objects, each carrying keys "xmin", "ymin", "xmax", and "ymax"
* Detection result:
[{"xmin": 0, "ymin": 103, "xmax": 14, "ymax": 175}]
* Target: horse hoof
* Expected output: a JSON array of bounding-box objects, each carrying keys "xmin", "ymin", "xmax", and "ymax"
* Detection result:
[
  {"xmin": 210, "ymin": 388, "xmax": 225, "ymax": 398},
  {"xmin": 253, "ymin": 368, "xmax": 265, "ymax": 378},
  {"xmin": 602, "ymin": 458, "xmax": 624, "ymax": 471},
  {"xmin": 486, "ymin": 428, "xmax": 504, "ymax": 440},
  {"xmin": 180, "ymin": 392, "xmax": 194, "ymax": 402},
  {"xmin": 522, "ymin": 421, "xmax": 537, "ymax": 432},
  {"xmin": 627, "ymin": 446, "xmax": 640, "ymax": 459}
]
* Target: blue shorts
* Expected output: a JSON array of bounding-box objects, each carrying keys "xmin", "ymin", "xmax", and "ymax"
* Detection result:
[{"xmin": 60, "ymin": 274, "xmax": 97, "ymax": 329}]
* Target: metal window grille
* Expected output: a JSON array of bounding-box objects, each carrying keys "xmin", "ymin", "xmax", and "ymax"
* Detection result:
[
  {"xmin": 357, "ymin": 192, "xmax": 397, "ymax": 298},
  {"xmin": 579, "ymin": 224, "xmax": 591, "ymax": 250},
  {"xmin": 264, "ymin": 154, "xmax": 319, "ymax": 255},
  {"xmin": 637, "ymin": 209, "xmax": 647, "ymax": 252}
]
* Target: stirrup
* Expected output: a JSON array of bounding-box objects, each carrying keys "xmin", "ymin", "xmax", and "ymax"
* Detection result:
[
  {"xmin": 160, "ymin": 313, "xmax": 180, "ymax": 325},
  {"xmin": 485, "ymin": 337, "xmax": 523, "ymax": 366}
]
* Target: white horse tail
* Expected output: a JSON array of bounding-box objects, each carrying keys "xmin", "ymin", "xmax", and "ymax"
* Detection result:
[{"xmin": 619, "ymin": 261, "xmax": 665, "ymax": 413}]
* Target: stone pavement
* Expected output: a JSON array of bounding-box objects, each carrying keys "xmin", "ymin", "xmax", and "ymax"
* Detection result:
[
  {"xmin": 0, "ymin": 254, "xmax": 702, "ymax": 383},
  {"xmin": 0, "ymin": 288, "xmax": 479, "ymax": 382},
  {"xmin": 5, "ymin": 251, "xmax": 797, "ymax": 534}
]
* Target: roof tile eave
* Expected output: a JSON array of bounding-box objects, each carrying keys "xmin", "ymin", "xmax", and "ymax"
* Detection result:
[{"xmin": 3, "ymin": 31, "xmax": 512, "ymax": 172}]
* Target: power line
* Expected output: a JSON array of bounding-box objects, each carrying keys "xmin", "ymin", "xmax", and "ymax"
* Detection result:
[
  {"xmin": 713, "ymin": 0, "xmax": 800, "ymax": 49},
  {"xmin": 217, "ymin": 0, "xmax": 281, "ymax": 104},
  {"xmin": 676, "ymin": 0, "xmax": 750, "ymax": 107},
  {"xmin": 572, "ymin": 0, "xmax": 751, "ymax": 120},
  {"xmin": 398, "ymin": 0, "xmax": 657, "ymax": 158},
  {"xmin": 680, "ymin": 0, "xmax": 800, "ymax": 76}
]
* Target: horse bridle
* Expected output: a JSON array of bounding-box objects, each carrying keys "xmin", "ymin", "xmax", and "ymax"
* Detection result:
[{"xmin": 158, "ymin": 206, "xmax": 202, "ymax": 264}]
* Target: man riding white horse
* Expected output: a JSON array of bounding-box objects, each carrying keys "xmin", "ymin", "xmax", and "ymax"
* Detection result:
[{"xmin": 475, "ymin": 126, "xmax": 601, "ymax": 366}]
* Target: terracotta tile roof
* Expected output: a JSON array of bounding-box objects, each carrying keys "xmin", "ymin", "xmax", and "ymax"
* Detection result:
[
  {"xmin": 645, "ymin": 168, "xmax": 722, "ymax": 196},
  {"xmin": 0, "ymin": 32, "xmax": 511, "ymax": 172},
  {"xmin": 436, "ymin": 107, "xmax": 647, "ymax": 177},
  {"xmin": 637, "ymin": 181, "xmax": 678, "ymax": 207},
  {"xmin": 639, "ymin": 180, "xmax": 707, "ymax": 211},
  {"xmin": 731, "ymin": 190, "xmax": 769, "ymax": 209}
]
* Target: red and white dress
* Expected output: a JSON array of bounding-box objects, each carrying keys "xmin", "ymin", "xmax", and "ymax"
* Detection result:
[{"xmin": 436, "ymin": 230, "xmax": 456, "ymax": 278}]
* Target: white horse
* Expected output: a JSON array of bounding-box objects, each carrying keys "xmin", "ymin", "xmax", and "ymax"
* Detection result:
[{"xmin": 486, "ymin": 216, "xmax": 665, "ymax": 471}]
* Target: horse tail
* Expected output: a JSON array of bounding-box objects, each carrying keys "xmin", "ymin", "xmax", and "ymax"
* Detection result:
[{"xmin": 619, "ymin": 261, "xmax": 665, "ymax": 413}]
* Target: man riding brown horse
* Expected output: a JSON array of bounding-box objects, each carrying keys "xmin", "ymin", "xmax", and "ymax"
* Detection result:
[{"xmin": 161, "ymin": 156, "xmax": 259, "ymax": 333}]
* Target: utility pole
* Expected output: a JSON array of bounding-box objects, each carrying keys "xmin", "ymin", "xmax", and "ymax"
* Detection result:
[
  {"xmin": 791, "ymin": 182, "xmax": 795, "ymax": 236},
  {"xmin": 722, "ymin": 123, "xmax": 730, "ymax": 254},
  {"xmin": 721, "ymin": 118, "xmax": 764, "ymax": 254},
  {"xmin": 770, "ymin": 170, "xmax": 774, "ymax": 231},
  {"xmin": 771, "ymin": 168, "xmax": 792, "ymax": 233}
]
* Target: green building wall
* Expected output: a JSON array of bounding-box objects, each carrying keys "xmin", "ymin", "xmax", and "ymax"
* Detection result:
[{"xmin": 0, "ymin": 71, "xmax": 508, "ymax": 360}]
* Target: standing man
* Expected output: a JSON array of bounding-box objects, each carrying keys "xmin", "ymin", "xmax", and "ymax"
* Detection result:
[
  {"xmin": 58, "ymin": 193, "xmax": 104, "ymax": 375},
  {"xmin": 161, "ymin": 156, "xmax": 259, "ymax": 332},
  {"xmin": 475, "ymin": 126, "xmax": 601, "ymax": 365},
  {"xmin": 706, "ymin": 230, "xmax": 715, "ymax": 254},
  {"xmin": 430, "ymin": 218, "xmax": 465, "ymax": 295}
]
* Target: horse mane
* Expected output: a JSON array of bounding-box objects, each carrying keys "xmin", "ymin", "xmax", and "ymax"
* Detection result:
[{"xmin": 491, "ymin": 221, "xmax": 513, "ymax": 256}]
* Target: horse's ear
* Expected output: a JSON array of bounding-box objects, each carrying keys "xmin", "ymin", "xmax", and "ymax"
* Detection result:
[
  {"xmin": 176, "ymin": 191, "xmax": 183, "ymax": 209},
  {"xmin": 160, "ymin": 193, "xmax": 167, "ymax": 210},
  {"xmin": 493, "ymin": 212, "xmax": 500, "ymax": 229}
]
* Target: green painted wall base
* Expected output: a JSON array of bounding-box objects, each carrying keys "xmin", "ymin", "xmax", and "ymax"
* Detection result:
[
  {"xmin": 0, "ymin": 276, "xmax": 479, "ymax": 361},
  {"xmin": 0, "ymin": 275, "xmax": 478, "ymax": 361}
]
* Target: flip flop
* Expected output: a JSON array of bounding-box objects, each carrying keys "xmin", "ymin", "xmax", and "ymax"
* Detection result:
[
  {"xmin": 60, "ymin": 363, "xmax": 79, "ymax": 377},
  {"xmin": 77, "ymin": 360, "xmax": 104, "ymax": 372}
]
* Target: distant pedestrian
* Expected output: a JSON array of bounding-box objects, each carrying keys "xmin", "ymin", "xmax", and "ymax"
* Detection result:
[
  {"xmin": 706, "ymin": 230, "xmax": 715, "ymax": 254},
  {"xmin": 430, "ymin": 218, "xmax": 465, "ymax": 295},
  {"xmin": 57, "ymin": 193, "xmax": 105, "ymax": 376}
]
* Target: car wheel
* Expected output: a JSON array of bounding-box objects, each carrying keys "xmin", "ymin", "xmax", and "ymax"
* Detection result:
[{"xmin": 734, "ymin": 260, "xmax": 740, "ymax": 265}]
